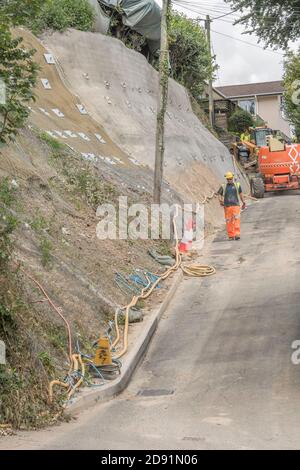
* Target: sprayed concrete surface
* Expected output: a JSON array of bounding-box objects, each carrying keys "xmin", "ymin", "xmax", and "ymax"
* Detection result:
[
  {"xmin": 11, "ymin": 28, "xmax": 250, "ymax": 232},
  {"xmin": 2, "ymin": 194, "xmax": 300, "ymax": 449},
  {"xmin": 16, "ymin": 28, "xmax": 129, "ymax": 166},
  {"xmin": 41, "ymin": 29, "xmax": 248, "ymax": 193}
]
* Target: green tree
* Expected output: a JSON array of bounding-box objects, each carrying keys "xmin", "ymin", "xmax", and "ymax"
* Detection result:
[
  {"xmin": 0, "ymin": 0, "xmax": 43, "ymax": 25},
  {"xmin": 0, "ymin": 27, "xmax": 39, "ymax": 143},
  {"xmin": 283, "ymin": 50, "xmax": 300, "ymax": 140},
  {"xmin": 253, "ymin": 115, "xmax": 266, "ymax": 127},
  {"xmin": 106, "ymin": 9, "xmax": 214, "ymax": 101},
  {"xmin": 228, "ymin": 108, "xmax": 254, "ymax": 134},
  {"xmin": 0, "ymin": 1, "xmax": 42, "ymax": 143},
  {"xmin": 168, "ymin": 11, "xmax": 214, "ymax": 100},
  {"xmin": 225, "ymin": 0, "xmax": 300, "ymax": 48}
]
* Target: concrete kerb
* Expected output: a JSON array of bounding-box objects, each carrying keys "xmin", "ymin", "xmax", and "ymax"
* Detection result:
[{"xmin": 67, "ymin": 268, "xmax": 183, "ymax": 415}]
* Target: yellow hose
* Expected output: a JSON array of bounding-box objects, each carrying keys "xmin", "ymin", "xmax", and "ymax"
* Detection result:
[
  {"xmin": 50, "ymin": 200, "xmax": 217, "ymax": 399},
  {"xmin": 181, "ymin": 264, "xmax": 216, "ymax": 277},
  {"xmin": 112, "ymin": 205, "xmax": 215, "ymax": 359},
  {"xmin": 112, "ymin": 308, "xmax": 121, "ymax": 349},
  {"xmin": 48, "ymin": 380, "xmax": 69, "ymax": 405},
  {"xmin": 48, "ymin": 353, "xmax": 84, "ymax": 404},
  {"xmin": 67, "ymin": 354, "xmax": 85, "ymax": 400}
]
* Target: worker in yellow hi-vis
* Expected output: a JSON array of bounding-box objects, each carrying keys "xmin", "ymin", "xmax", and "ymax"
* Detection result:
[
  {"xmin": 240, "ymin": 128, "xmax": 251, "ymax": 142},
  {"xmin": 218, "ymin": 172, "xmax": 246, "ymax": 241}
]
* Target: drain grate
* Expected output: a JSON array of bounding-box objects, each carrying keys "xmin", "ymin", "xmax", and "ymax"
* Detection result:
[
  {"xmin": 212, "ymin": 236, "xmax": 228, "ymax": 243},
  {"xmin": 137, "ymin": 388, "xmax": 174, "ymax": 397}
]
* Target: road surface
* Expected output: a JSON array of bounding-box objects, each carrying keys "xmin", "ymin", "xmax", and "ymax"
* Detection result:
[{"xmin": 2, "ymin": 194, "xmax": 300, "ymax": 450}]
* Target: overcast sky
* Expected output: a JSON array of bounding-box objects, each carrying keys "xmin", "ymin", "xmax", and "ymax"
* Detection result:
[{"xmin": 157, "ymin": 0, "xmax": 298, "ymax": 86}]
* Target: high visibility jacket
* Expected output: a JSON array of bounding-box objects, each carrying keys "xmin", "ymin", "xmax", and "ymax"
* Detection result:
[
  {"xmin": 222, "ymin": 182, "xmax": 242, "ymax": 204},
  {"xmin": 240, "ymin": 133, "xmax": 250, "ymax": 142}
]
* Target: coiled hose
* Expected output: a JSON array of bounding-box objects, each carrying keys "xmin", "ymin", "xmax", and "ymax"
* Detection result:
[{"xmin": 112, "ymin": 204, "xmax": 216, "ymax": 359}]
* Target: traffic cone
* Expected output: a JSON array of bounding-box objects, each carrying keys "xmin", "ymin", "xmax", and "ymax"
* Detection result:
[{"xmin": 179, "ymin": 217, "xmax": 193, "ymax": 253}]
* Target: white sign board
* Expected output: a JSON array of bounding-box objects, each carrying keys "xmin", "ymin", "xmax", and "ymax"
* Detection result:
[
  {"xmin": 52, "ymin": 108, "xmax": 65, "ymax": 118},
  {"xmin": 0, "ymin": 79, "xmax": 6, "ymax": 105},
  {"xmin": 95, "ymin": 133, "xmax": 106, "ymax": 144},
  {"xmin": 78, "ymin": 132, "xmax": 90, "ymax": 142},
  {"xmin": 64, "ymin": 130, "xmax": 77, "ymax": 138},
  {"xmin": 54, "ymin": 130, "xmax": 67, "ymax": 139},
  {"xmin": 129, "ymin": 157, "xmax": 141, "ymax": 166},
  {"xmin": 114, "ymin": 157, "xmax": 124, "ymax": 165},
  {"xmin": 44, "ymin": 53, "xmax": 55, "ymax": 64},
  {"xmin": 0, "ymin": 340, "xmax": 6, "ymax": 365},
  {"xmin": 82, "ymin": 152, "xmax": 98, "ymax": 162},
  {"xmin": 39, "ymin": 107, "xmax": 50, "ymax": 117},
  {"xmin": 46, "ymin": 131, "xmax": 58, "ymax": 139},
  {"xmin": 41, "ymin": 78, "xmax": 52, "ymax": 89},
  {"xmin": 76, "ymin": 104, "xmax": 88, "ymax": 115},
  {"xmin": 105, "ymin": 156, "xmax": 117, "ymax": 165}
]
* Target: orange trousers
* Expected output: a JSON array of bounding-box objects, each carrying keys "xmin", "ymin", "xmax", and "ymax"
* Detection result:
[{"xmin": 224, "ymin": 206, "xmax": 241, "ymax": 238}]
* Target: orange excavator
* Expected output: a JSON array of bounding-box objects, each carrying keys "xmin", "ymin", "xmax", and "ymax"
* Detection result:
[
  {"xmin": 231, "ymin": 127, "xmax": 299, "ymax": 198},
  {"xmin": 251, "ymin": 137, "xmax": 300, "ymax": 198},
  {"xmin": 231, "ymin": 127, "xmax": 275, "ymax": 166}
]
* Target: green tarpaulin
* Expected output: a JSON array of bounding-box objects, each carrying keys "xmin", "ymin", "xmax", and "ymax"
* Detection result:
[{"xmin": 98, "ymin": 0, "xmax": 161, "ymax": 52}]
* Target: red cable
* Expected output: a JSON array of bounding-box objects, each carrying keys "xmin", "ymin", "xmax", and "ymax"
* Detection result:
[{"xmin": 14, "ymin": 261, "xmax": 73, "ymax": 361}]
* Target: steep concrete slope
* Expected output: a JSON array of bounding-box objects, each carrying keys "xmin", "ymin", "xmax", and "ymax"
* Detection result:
[
  {"xmin": 42, "ymin": 29, "xmax": 248, "ymax": 200},
  {"xmin": 14, "ymin": 28, "xmax": 248, "ymax": 232},
  {"xmin": 17, "ymin": 29, "xmax": 178, "ymax": 206},
  {"xmin": 16, "ymin": 28, "xmax": 129, "ymax": 167}
]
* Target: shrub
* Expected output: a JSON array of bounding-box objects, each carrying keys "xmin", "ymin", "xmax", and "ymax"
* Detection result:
[
  {"xmin": 106, "ymin": 8, "xmax": 214, "ymax": 101},
  {"xmin": 39, "ymin": 132, "xmax": 67, "ymax": 158},
  {"xmin": 168, "ymin": 11, "xmax": 214, "ymax": 100},
  {"xmin": 228, "ymin": 108, "xmax": 254, "ymax": 134},
  {"xmin": 0, "ymin": 178, "xmax": 19, "ymax": 271},
  {"xmin": 283, "ymin": 50, "xmax": 300, "ymax": 140},
  {"xmin": 0, "ymin": 27, "xmax": 38, "ymax": 143},
  {"xmin": 30, "ymin": 0, "xmax": 95, "ymax": 34},
  {"xmin": 253, "ymin": 115, "xmax": 266, "ymax": 127},
  {"xmin": 40, "ymin": 237, "xmax": 53, "ymax": 267}
]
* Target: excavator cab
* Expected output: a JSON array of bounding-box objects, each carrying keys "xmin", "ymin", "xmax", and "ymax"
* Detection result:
[
  {"xmin": 250, "ymin": 127, "xmax": 274, "ymax": 147},
  {"xmin": 231, "ymin": 127, "xmax": 284, "ymax": 169}
]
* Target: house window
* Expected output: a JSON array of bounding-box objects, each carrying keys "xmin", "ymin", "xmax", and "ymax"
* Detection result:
[{"xmin": 238, "ymin": 99, "xmax": 256, "ymax": 115}]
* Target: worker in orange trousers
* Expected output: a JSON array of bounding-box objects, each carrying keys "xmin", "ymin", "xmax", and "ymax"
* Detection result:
[{"xmin": 218, "ymin": 172, "xmax": 246, "ymax": 240}]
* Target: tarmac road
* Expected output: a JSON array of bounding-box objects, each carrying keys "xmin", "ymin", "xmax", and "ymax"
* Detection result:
[{"xmin": 2, "ymin": 194, "xmax": 300, "ymax": 450}]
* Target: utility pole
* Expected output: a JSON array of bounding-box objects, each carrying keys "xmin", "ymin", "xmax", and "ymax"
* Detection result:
[
  {"xmin": 153, "ymin": 0, "xmax": 170, "ymax": 204},
  {"xmin": 205, "ymin": 15, "xmax": 214, "ymax": 128}
]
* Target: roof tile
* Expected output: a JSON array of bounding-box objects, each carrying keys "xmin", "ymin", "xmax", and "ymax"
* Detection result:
[{"xmin": 215, "ymin": 81, "xmax": 283, "ymax": 98}]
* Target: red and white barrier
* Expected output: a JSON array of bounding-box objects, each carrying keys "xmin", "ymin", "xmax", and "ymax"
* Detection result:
[{"xmin": 179, "ymin": 217, "xmax": 194, "ymax": 253}]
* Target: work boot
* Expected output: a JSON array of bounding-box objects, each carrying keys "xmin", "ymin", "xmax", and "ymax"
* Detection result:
[{"xmin": 235, "ymin": 236, "xmax": 241, "ymax": 240}]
